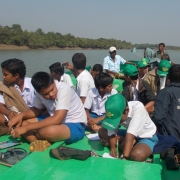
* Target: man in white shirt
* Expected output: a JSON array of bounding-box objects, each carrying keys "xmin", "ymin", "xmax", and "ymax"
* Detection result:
[
  {"xmin": 66, "ymin": 53, "xmax": 95, "ymax": 103},
  {"xmin": 99, "ymin": 94, "xmax": 158, "ymax": 161},
  {"xmin": 9, "ymin": 72, "xmax": 87, "ymax": 148},
  {"xmin": 49, "ymin": 62, "xmax": 73, "ymax": 88},
  {"xmin": 103, "ymin": 47, "xmax": 134, "ymax": 79}
]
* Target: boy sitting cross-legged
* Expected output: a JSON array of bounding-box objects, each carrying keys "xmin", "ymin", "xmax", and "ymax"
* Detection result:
[
  {"xmin": 9, "ymin": 72, "xmax": 87, "ymax": 151},
  {"xmin": 84, "ymin": 72, "xmax": 117, "ymax": 132},
  {"xmin": 99, "ymin": 94, "xmax": 158, "ymax": 161}
]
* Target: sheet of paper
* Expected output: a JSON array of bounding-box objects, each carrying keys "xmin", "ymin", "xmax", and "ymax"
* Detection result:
[
  {"xmin": 86, "ymin": 133, "xmax": 100, "ymax": 140},
  {"xmin": 102, "ymin": 153, "xmax": 116, "ymax": 159}
]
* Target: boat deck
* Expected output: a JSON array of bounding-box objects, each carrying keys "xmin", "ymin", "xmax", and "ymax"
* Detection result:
[{"xmin": 0, "ymin": 134, "xmax": 180, "ymax": 180}]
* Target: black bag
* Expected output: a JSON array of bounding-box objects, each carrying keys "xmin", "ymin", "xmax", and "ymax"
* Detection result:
[{"xmin": 50, "ymin": 146, "xmax": 99, "ymax": 161}]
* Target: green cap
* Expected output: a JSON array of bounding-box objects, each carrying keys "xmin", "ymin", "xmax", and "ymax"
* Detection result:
[
  {"xmin": 102, "ymin": 94, "xmax": 126, "ymax": 130},
  {"xmin": 137, "ymin": 58, "xmax": 150, "ymax": 68},
  {"xmin": 122, "ymin": 64, "xmax": 138, "ymax": 76},
  {"xmin": 158, "ymin": 60, "xmax": 171, "ymax": 77}
]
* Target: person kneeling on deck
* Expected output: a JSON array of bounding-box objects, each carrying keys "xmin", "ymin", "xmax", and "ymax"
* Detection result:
[
  {"xmin": 9, "ymin": 72, "xmax": 87, "ymax": 150},
  {"xmin": 122, "ymin": 64, "xmax": 156, "ymax": 114},
  {"xmin": 103, "ymin": 47, "xmax": 134, "ymax": 79},
  {"xmin": 98, "ymin": 94, "xmax": 158, "ymax": 161},
  {"xmin": 84, "ymin": 72, "xmax": 117, "ymax": 132}
]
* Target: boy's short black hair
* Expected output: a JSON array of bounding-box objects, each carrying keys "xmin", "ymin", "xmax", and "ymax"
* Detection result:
[
  {"xmin": 72, "ymin": 53, "xmax": 86, "ymax": 70},
  {"xmin": 1, "ymin": 58, "xmax": 26, "ymax": 78},
  {"xmin": 92, "ymin": 64, "xmax": 103, "ymax": 72},
  {"xmin": 161, "ymin": 54, "xmax": 170, "ymax": 61},
  {"xmin": 129, "ymin": 74, "xmax": 138, "ymax": 80},
  {"xmin": 49, "ymin": 62, "xmax": 64, "ymax": 76},
  {"xmin": 168, "ymin": 64, "xmax": 180, "ymax": 83},
  {"xmin": 95, "ymin": 72, "xmax": 113, "ymax": 89},
  {"xmin": 159, "ymin": 43, "xmax": 165, "ymax": 47},
  {"xmin": 31, "ymin": 72, "xmax": 54, "ymax": 92}
]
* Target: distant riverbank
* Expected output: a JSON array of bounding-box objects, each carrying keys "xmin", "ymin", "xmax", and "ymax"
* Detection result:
[
  {"xmin": 0, "ymin": 44, "xmax": 96, "ymax": 50},
  {"xmin": 0, "ymin": 44, "xmax": 91, "ymax": 50}
]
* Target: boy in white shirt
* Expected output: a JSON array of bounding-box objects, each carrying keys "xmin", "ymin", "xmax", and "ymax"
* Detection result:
[
  {"xmin": 1, "ymin": 59, "xmax": 36, "ymax": 108},
  {"xmin": 66, "ymin": 53, "xmax": 95, "ymax": 103},
  {"xmin": 9, "ymin": 72, "xmax": 87, "ymax": 150},
  {"xmin": 99, "ymin": 94, "xmax": 158, "ymax": 162},
  {"xmin": 49, "ymin": 62, "xmax": 73, "ymax": 88},
  {"xmin": 0, "ymin": 59, "xmax": 36, "ymax": 136},
  {"xmin": 84, "ymin": 72, "xmax": 117, "ymax": 132}
]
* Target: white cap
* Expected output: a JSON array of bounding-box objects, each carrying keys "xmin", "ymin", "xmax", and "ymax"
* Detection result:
[{"xmin": 109, "ymin": 47, "xmax": 116, "ymax": 52}]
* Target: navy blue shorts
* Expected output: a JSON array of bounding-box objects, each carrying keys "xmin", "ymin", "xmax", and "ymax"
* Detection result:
[
  {"xmin": 64, "ymin": 123, "xmax": 85, "ymax": 144},
  {"xmin": 90, "ymin": 112, "xmax": 106, "ymax": 125}
]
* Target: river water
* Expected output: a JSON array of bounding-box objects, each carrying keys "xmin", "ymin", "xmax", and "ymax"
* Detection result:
[{"xmin": 0, "ymin": 49, "xmax": 180, "ymax": 77}]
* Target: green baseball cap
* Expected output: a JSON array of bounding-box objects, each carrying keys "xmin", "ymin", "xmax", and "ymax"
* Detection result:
[
  {"xmin": 102, "ymin": 94, "xmax": 126, "ymax": 130},
  {"xmin": 158, "ymin": 60, "xmax": 171, "ymax": 77},
  {"xmin": 122, "ymin": 64, "xmax": 138, "ymax": 76},
  {"xmin": 137, "ymin": 58, "xmax": 150, "ymax": 68}
]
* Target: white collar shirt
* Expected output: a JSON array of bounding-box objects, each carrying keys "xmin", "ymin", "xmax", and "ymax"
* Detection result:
[
  {"xmin": 15, "ymin": 77, "xmax": 36, "ymax": 107},
  {"xmin": 76, "ymin": 70, "xmax": 95, "ymax": 97},
  {"xmin": 108, "ymin": 101, "xmax": 156, "ymax": 138},
  {"xmin": 84, "ymin": 88, "xmax": 117, "ymax": 115},
  {"xmin": 33, "ymin": 81, "xmax": 87, "ymax": 124},
  {"xmin": 131, "ymin": 80, "xmax": 139, "ymax": 101}
]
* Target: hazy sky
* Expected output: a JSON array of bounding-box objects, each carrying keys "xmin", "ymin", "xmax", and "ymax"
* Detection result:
[{"xmin": 0, "ymin": 0, "xmax": 180, "ymax": 46}]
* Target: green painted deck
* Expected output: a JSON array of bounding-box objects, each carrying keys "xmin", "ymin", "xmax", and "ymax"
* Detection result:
[
  {"xmin": 0, "ymin": 135, "xmax": 163, "ymax": 180},
  {"xmin": 0, "ymin": 134, "xmax": 179, "ymax": 180}
]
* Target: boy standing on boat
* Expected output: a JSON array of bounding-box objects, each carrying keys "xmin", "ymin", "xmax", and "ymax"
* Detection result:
[
  {"xmin": 103, "ymin": 47, "xmax": 133, "ymax": 79},
  {"xmin": 9, "ymin": 72, "xmax": 87, "ymax": 149},
  {"xmin": 84, "ymin": 72, "xmax": 117, "ymax": 132},
  {"xmin": 66, "ymin": 53, "xmax": 95, "ymax": 103},
  {"xmin": 154, "ymin": 43, "xmax": 169, "ymax": 59},
  {"xmin": 99, "ymin": 94, "xmax": 158, "ymax": 161}
]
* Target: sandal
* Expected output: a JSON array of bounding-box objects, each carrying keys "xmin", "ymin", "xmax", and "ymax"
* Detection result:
[
  {"xmin": 29, "ymin": 140, "xmax": 51, "ymax": 152},
  {"xmin": 0, "ymin": 125, "xmax": 9, "ymax": 136},
  {"xmin": 0, "ymin": 148, "xmax": 28, "ymax": 167}
]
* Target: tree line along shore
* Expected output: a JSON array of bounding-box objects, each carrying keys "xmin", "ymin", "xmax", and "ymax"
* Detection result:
[{"xmin": 0, "ymin": 24, "xmax": 180, "ymax": 50}]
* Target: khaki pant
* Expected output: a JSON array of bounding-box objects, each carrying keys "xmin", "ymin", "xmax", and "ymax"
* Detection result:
[{"xmin": 109, "ymin": 72, "xmax": 125, "ymax": 80}]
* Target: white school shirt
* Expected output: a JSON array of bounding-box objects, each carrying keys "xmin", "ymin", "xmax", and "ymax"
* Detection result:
[
  {"xmin": 33, "ymin": 82, "xmax": 87, "ymax": 124},
  {"xmin": 131, "ymin": 80, "xmax": 139, "ymax": 101},
  {"xmin": 84, "ymin": 88, "xmax": 117, "ymax": 115},
  {"xmin": 159, "ymin": 76, "xmax": 166, "ymax": 90},
  {"xmin": 0, "ymin": 93, "xmax": 5, "ymax": 104},
  {"xmin": 76, "ymin": 70, "xmax": 95, "ymax": 97},
  {"xmin": 61, "ymin": 74, "xmax": 73, "ymax": 88},
  {"xmin": 14, "ymin": 77, "xmax": 36, "ymax": 108},
  {"xmin": 108, "ymin": 101, "xmax": 156, "ymax": 138}
]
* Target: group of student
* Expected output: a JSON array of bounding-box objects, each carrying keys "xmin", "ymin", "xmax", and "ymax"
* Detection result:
[{"xmin": 0, "ymin": 45, "xmax": 180, "ymax": 169}]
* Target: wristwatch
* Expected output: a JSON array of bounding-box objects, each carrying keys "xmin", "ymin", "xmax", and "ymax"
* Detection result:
[{"xmin": 121, "ymin": 154, "xmax": 129, "ymax": 160}]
